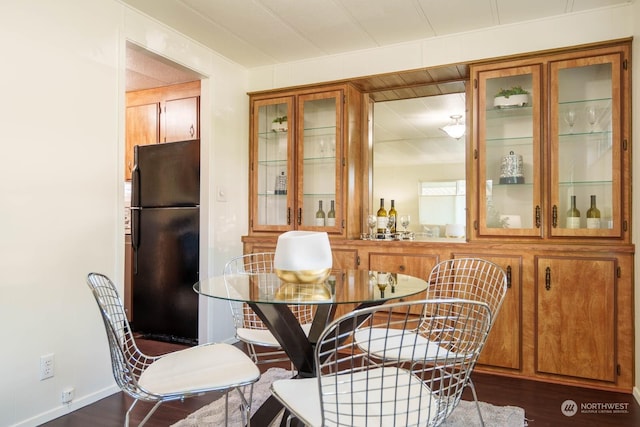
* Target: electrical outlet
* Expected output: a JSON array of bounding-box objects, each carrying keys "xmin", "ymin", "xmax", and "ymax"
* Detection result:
[
  {"xmin": 40, "ymin": 353, "xmax": 54, "ymax": 380},
  {"xmin": 62, "ymin": 387, "xmax": 74, "ymax": 404}
]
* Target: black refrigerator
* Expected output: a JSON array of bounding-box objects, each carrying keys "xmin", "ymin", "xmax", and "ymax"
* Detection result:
[{"xmin": 131, "ymin": 139, "xmax": 200, "ymax": 345}]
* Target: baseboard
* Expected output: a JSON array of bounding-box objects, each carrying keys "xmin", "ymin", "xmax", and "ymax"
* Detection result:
[
  {"xmin": 10, "ymin": 384, "xmax": 119, "ymax": 427},
  {"xmin": 633, "ymin": 386, "xmax": 640, "ymax": 407}
]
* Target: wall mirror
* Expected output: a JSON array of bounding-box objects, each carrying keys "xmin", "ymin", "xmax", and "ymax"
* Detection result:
[{"xmin": 372, "ymin": 91, "xmax": 467, "ymax": 239}]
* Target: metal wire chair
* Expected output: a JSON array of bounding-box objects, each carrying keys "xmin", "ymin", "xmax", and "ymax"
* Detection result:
[
  {"xmin": 271, "ymin": 298, "xmax": 492, "ymax": 426},
  {"xmin": 355, "ymin": 257, "xmax": 507, "ymax": 426},
  {"xmin": 223, "ymin": 252, "xmax": 315, "ymax": 367},
  {"xmin": 86, "ymin": 272, "xmax": 260, "ymax": 427}
]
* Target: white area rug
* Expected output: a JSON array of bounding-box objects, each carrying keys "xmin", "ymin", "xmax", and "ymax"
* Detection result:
[{"xmin": 172, "ymin": 367, "xmax": 526, "ymax": 426}]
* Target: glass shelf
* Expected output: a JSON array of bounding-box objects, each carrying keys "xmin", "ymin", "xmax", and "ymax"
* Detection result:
[
  {"xmin": 303, "ymin": 125, "xmax": 336, "ymax": 136},
  {"xmin": 258, "ymin": 159, "xmax": 287, "ymax": 165},
  {"xmin": 485, "ymin": 136, "xmax": 533, "ymax": 145},
  {"xmin": 558, "ymin": 130, "xmax": 612, "ymax": 138},
  {"xmin": 558, "ymin": 180, "xmax": 612, "ymax": 186},
  {"xmin": 486, "ymin": 105, "xmax": 532, "ymax": 117},
  {"xmin": 303, "ymin": 155, "xmax": 336, "ymax": 163},
  {"xmin": 303, "ymin": 193, "xmax": 336, "ymax": 198}
]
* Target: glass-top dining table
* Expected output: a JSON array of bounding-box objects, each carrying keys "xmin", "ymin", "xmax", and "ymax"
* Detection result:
[{"xmin": 194, "ymin": 269, "xmax": 429, "ymax": 426}]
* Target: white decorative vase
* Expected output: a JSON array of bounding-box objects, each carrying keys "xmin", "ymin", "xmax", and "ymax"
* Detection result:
[
  {"xmin": 274, "ymin": 231, "xmax": 333, "ymax": 301},
  {"xmin": 493, "ymin": 94, "xmax": 528, "ymax": 108}
]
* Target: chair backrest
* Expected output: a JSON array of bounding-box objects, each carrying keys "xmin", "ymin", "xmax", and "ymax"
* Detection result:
[
  {"xmin": 316, "ymin": 298, "xmax": 492, "ymax": 426},
  {"xmin": 223, "ymin": 253, "xmax": 315, "ymax": 330},
  {"xmin": 425, "ymin": 258, "xmax": 507, "ymax": 327},
  {"xmin": 86, "ymin": 272, "xmax": 158, "ymax": 401}
]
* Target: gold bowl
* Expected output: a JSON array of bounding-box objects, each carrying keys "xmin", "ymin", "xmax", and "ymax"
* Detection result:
[
  {"xmin": 274, "ymin": 282, "xmax": 332, "ymax": 301},
  {"xmin": 274, "ymin": 267, "xmax": 332, "ymax": 301},
  {"xmin": 275, "ymin": 267, "xmax": 331, "ymax": 285}
]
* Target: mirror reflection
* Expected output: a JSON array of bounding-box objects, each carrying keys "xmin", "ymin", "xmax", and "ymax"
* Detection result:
[{"xmin": 372, "ymin": 92, "xmax": 467, "ymax": 240}]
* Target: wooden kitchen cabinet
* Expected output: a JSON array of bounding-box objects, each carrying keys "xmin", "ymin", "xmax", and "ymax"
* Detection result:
[
  {"xmin": 471, "ymin": 41, "xmax": 630, "ymax": 242},
  {"xmin": 249, "ymin": 83, "xmax": 363, "ymax": 238},
  {"xmin": 125, "ymin": 102, "xmax": 159, "ymax": 179},
  {"xmin": 241, "ymin": 38, "xmax": 634, "ymax": 393},
  {"xmin": 452, "ymin": 252, "xmax": 522, "ymax": 371},
  {"xmin": 125, "ymin": 81, "xmax": 200, "ymax": 180},
  {"xmin": 467, "ymin": 39, "xmax": 633, "ymax": 390},
  {"xmin": 535, "ymin": 256, "xmax": 617, "ymax": 383}
]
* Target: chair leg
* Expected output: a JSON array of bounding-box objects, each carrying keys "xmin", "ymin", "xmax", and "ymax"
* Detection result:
[
  {"xmin": 224, "ymin": 391, "xmax": 230, "ymax": 427},
  {"xmin": 125, "ymin": 398, "xmax": 138, "ymax": 427},
  {"xmin": 467, "ymin": 378, "xmax": 485, "ymax": 427},
  {"xmin": 136, "ymin": 400, "xmax": 163, "ymax": 427}
]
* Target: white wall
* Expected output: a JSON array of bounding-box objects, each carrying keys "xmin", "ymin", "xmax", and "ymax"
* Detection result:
[{"xmin": 0, "ymin": 1, "xmax": 248, "ymax": 426}]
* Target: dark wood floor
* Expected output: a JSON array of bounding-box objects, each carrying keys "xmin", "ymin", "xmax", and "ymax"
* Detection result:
[{"xmin": 42, "ymin": 338, "xmax": 639, "ymax": 427}]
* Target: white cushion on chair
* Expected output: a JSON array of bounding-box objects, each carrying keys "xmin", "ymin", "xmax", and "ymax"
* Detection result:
[
  {"xmin": 355, "ymin": 328, "xmax": 473, "ymax": 362},
  {"xmin": 354, "ymin": 328, "xmax": 444, "ymax": 360},
  {"xmin": 139, "ymin": 343, "xmax": 260, "ymax": 395},
  {"xmin": 238, "ymin": 322, "xmax": 313, "ymax": 347},
  {"xmin": 271, "ymin": 367, "xmax": 438, "ymax": 427}
]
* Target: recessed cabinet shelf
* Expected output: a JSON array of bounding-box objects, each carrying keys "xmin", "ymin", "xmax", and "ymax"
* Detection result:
[
  {"xmin": 473, "ymin": 44, "xmax": 627, "ymax": 241},
  {"xmin": 250, "ymin": 84, "xmax": 362, "ymax": 236}
]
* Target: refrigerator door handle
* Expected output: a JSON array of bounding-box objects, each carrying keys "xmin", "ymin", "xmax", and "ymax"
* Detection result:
[
  {"xmin": 131, "ymin": 159, "xmax": 141, "ymax": 207},
  {"xmin": 131, "ymin": 207, "xmax": 140, "ymax": 275}
]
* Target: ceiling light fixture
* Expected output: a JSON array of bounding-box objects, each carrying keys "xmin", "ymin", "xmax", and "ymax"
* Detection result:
[{"xmin": 441, "ymin": 114, "xmax": 465, "ymax": 140}]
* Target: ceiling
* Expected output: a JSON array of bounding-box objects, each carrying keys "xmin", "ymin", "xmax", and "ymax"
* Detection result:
[
  {"xmin": 122, "ymin": 0, "xmax": 630, "ymax": 69},
  {"xmin": 122, "ymin": 0, "xmax": 631, "ymax": 166}
]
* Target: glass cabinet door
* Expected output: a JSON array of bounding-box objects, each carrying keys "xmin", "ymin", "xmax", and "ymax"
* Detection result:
[
  {"xmin": 297, "ymin": 91, "xmax": 342, "ymax": 231},
  {"xmin": 477, "ymin": 65, "xmax": 542, "ymax": 236},
  {"xmin": 549, "ymin": 54, "xmax": 622, "ymax": 237},
  {"xmin": 252, "ymin": 96, "xmax": 294, "ymax": 231}
]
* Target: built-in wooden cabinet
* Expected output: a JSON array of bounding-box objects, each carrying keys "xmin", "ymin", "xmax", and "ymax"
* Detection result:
[
  {"xmin": 452, "ymin": 253, "xmax": 522, "ymax": 371},
  {"xmin": 471, "ymin": 41, "xmax": 630, "ymax": 241},
  {"xmin": 125, "ymin": 81, "xmax": 200, "ymax": 180},
  {"xmin": 242, "ymin": 38, "xmax": 633, "ymax": 393},
  {"xmin": 248, "ymin": 83, "xmax": 363, "ymax": 238},
  {"xmin": 535, "ymin": 255, "xmax": 631, "ymax": 386}
]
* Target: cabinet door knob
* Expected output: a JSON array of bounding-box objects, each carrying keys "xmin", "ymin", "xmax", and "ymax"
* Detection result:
[
  {"xmin": 552, "ymin": 205, "xmax": 558, "ymax": 228},
  {"xmin": 535, "ymin": 206, "xmax": 541, "ymax": 228},
  {"xmin": 399, "ymin": 265, "xmax": 405, "ymax": 272},
  {"xmin": 506, "ymin": 265, "xmax": 512, "ymax": 288},
  {"xmin": 189, "ymin": 124, "xmax": 195, "ymax": 137}
]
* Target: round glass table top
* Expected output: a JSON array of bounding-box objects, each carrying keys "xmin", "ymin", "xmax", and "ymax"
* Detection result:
[{"xmin": 194, "ymin": 269, "xmax": 428, "ymax": 305}]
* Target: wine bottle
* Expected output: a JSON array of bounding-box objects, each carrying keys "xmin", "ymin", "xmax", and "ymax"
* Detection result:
[
  {"xmin": 327, "ymin": 200, "xmax": 336, "ymax": 226},
  {"xmin": 586, "ymin": 195, "xmax": 601, "ymax": 229},
  {"xmin": 388, "ymin": 200, "xmax": 397, "ymax": 233},
  {"xmin": 566, "ymin": 195, "xmax": 580, "ymax": 229},
  {"xmin": 376, "ymin": 198, "xmax": 387, "ymax": 234},
  {"xmin": 315, "ymin": 200, "xmax": 325, "ymax": 226}
]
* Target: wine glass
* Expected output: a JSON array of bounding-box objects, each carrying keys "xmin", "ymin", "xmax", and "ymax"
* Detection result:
[
  {"xmin": 387, "ymin": 214, "xmax": 395, "ymax": 234},
  {"xmin": 400, "ymin": 215, "xmax": 410, "ymax": 233},
  {"xmin": 586, "ymin": 106, "xmax": 597, "ymax": 132},
  {"xmin": 564, "ymin": 110, "xmax": 576, "ymax": 133},
  {"xmin": 367, "ymin": 214, "xmax": 377, "ymax": 239}
]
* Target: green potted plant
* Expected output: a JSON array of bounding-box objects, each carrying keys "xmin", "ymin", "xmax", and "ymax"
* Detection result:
[
  {"xmin": 493, "ymin": 86, "xmax": 529, "ymax": 108},
  {"xmin": 271, "ymin": 115, "xmax": 288, "ymax": 132}
]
